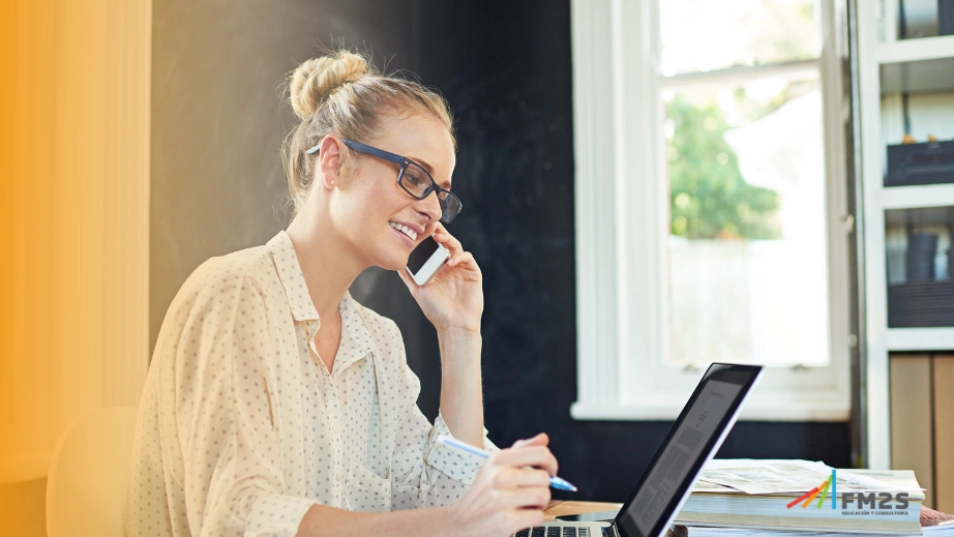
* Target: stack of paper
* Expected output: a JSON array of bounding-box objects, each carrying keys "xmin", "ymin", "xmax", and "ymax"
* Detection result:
[
  {"xmin": 673, "ymin": 460, "xmax": 925, "ymax": 534},
  {"xmin": 675, "ymin": 521, "xmax": 954, "ymax": 537}
]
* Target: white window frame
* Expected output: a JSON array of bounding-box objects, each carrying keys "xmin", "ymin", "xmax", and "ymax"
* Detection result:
[{"xmin": 569, "ymin": 0, "xmax": 852, "ymax": 422}]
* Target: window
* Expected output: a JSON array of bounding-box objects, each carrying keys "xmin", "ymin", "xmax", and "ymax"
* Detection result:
[{"xmin": 570, "ymin": 0, "xmax": 851, "ymax": 421}]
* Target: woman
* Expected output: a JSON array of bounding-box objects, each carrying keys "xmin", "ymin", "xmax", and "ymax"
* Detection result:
[{"xmin": 125, "ymin": 51, "xmax": 558, "ymax": 537}]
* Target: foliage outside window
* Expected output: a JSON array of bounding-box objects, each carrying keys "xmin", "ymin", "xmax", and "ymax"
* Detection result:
[{"xmin": 661, "ymin": 0, "xmax": 830, "ymax": 368}]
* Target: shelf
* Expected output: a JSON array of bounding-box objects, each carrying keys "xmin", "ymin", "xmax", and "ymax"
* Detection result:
[
  {"xmin": 887, "ymin": 327, "xmax": 954, "ymax": 351},
  {"xmin": 879, "ymin": 35, "xmax": 954, "ymax": 65},
  {"xmin": 878, "ymin": 36, "xmax": 954, "ymax": 94},
  {"xmin": 880, "ymin": 56, "xmax": 954, "ymax": 93},
  {"xmin": 881, "ymin": 183, "xmax": 954, "ymax": 209}
]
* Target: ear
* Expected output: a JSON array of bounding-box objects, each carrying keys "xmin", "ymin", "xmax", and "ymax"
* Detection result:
[{"xmin": 317, "ymin": 135, "xmax": 346, "ymax": 189}]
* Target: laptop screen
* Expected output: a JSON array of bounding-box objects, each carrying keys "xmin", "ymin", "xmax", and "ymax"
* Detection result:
[{"xmin": 614, "ymin": 364, "xmax": 762, "ymax": 537}]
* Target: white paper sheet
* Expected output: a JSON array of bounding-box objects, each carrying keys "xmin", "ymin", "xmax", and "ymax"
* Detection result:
[{"xmin": 696, "ymin": 459, "xmax": 905, "ymax": 495}]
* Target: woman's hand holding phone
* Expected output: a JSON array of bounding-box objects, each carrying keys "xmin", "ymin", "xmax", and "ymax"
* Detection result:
[{"xmin": 398, "ymin": 223, "xmax": 483, "ymax": 334}]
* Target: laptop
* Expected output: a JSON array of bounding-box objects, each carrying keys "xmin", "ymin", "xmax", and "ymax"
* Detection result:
[{"xmin": 515, "ymin": 363, "xmax": 763, "ymax": 537}]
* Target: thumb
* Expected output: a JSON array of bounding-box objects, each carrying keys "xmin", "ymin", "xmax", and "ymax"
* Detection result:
[{"xmin": 511, "ymin": 432, "xmax": 549, "ymax": 449}]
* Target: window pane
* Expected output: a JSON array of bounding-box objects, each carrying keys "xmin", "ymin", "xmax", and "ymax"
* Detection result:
[
  {"xmin": 664, "ymin": 75, "xmax": 830, "ymax": 367},
  {"xmin": 660, "ymin": 0, "xmax": 821, "ymax": 76}
]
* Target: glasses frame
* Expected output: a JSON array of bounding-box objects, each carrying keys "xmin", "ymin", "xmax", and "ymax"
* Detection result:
[{"xmin": 304, "ymin": 139, "xmax": 462, "ymax": 224}]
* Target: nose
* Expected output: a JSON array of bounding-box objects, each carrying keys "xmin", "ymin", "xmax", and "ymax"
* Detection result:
[{"xmin": 414, "ymin": 190, "xmax": 443, "ymax": 223}]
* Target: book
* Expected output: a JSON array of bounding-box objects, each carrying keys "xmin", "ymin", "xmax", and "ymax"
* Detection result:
[
  {"xmin": 674, "ymin": 506, "xmax": 954, "ymax": 537},
  {"xmin": 673, "ymin": 461, "xmax": 924, "ymax": 534},
  {"xmin": 922, "ymin": 504, "xmax": 954, "ymax": 529},
  {"xmin": 676, "ymin": 521, "xmax": 953, "ymax": 537}
]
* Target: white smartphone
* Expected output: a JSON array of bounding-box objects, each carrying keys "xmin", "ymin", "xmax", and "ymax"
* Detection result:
[{"xmin": 406, "ymin": 236, "xmax": 449, "ymax": 286}]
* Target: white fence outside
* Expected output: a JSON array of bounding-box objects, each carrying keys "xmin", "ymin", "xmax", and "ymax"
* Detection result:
[{"xmin": 667, "ymin": 238, "xmax": 829, "ymax": 367}]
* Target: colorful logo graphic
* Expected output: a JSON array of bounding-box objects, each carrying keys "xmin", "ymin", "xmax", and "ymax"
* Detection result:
[
  {"xmin": 785, "ymin": 469, "xmax": 912, "ymax": 514},
  {"xmin": 786, "ymin": 469, "xmax": 837, "ymax": 509}
]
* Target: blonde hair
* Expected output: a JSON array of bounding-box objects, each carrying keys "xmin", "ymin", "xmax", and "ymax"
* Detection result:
[{"xmin": 282, "ymin": 50, "xmax": 456, "ymax": 214}]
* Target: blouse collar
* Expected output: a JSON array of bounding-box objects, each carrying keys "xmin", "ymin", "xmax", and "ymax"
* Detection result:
[
  {"xmin": 267, "ymin": 230, "xmax": 375, "ymax": 374},
  {"xmin": 267, "ymin": 230, "xmax": 320, "ymax": 322}
]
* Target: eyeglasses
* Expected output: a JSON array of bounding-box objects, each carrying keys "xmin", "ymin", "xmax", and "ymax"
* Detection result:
[{"xmin": 305, "ymin": 139, "xmax": 463, "ymax": 224}]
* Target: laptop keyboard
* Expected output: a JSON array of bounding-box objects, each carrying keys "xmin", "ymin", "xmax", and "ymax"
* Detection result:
[{"xmin": 514, "ymin": 526, "xmax": 591, "ymax": 537}]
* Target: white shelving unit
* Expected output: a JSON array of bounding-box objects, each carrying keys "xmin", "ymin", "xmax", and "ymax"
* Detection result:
[
  {"xmin": 886, "ymin": 327, "xmax": 954, "ymax": 351},
  {"xmin": 878, "ymin": 33, "xmax": 954, "ymax": 63},
  {"xmin": 881, "ymin": 184, "xmax": 954, "ymax": 209},
  {"xmin": 858, "ymin": 1, "xmax": 954, "ymax": 469}
]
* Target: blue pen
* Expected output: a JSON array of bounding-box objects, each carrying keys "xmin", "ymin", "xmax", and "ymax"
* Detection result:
[{"xmin": 436, "ymin": 435, "xmax": 578, "ymax": 492}]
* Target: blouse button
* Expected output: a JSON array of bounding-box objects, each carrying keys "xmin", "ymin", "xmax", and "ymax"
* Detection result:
[
  {"xmin": 333, "ymin": 424, "xmax": 340, "ymax": 434},
  {"xmin": 335, "ymin": 471, "xmax": 343, "ymax": 481}
]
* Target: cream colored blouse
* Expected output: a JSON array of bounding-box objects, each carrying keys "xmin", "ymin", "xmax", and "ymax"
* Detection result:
[{"xmin": 125, "ymin": 231, "xmax": 496, "ymax": 537}]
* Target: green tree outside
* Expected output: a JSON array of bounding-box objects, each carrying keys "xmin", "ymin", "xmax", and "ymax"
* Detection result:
[{"xmin": 667, "ymin": 95, "xmax": 781, "ymax": 240}]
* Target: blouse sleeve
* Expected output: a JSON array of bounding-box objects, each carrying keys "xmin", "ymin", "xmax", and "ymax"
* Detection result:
[
  {"xmin": 384, "ymin": 324, "xmax": 499, "ymax": 510},
  {"xmin": 175, "ymin": 274, "xmax": 315, "ymax": 536}
]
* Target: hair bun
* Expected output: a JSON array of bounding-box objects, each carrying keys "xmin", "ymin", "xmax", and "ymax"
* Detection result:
[{"xmin": 289, "ymin": 51, "xmax": 370, "ymax": 120}]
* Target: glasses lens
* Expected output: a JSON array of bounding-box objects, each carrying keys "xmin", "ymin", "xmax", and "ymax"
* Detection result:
[
  {"xmin": 399, "ymin": 161, "xmax": 462, "ymax": 223},
  {"xmin": 400, "ymin": 162, "xmax": 432, "ymax": 198},
  {"xmin": 440, "ymin": 191, "xmax": 462, "ymax": 223}
]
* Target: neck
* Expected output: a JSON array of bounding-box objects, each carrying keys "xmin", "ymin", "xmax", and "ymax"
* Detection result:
[{"xmin": 285, "ymin": 208, "xmax": 366, "ymax": 319}]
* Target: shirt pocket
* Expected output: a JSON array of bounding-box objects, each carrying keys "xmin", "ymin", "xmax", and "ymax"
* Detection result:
[{"xmin": 346, "ymin": 461, "xmax": 391, "ymax": 513}]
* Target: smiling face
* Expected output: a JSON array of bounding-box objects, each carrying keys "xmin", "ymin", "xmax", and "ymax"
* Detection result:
[{"xmin": 322, "ymin": 110, "xmax": 456, "ymax": 271}]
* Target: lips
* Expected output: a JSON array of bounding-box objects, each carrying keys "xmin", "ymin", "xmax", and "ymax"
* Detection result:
[
  {"xmin": 389, "ymin": 226, "xmax": 414, "ymax": 247},
  {"xmin": 388, "ymin": 221, "xmax": 419, "ymax": 241}
]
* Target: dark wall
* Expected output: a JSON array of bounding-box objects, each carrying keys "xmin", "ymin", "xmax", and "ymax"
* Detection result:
[
  {"xmin": 151, "ymin": 0, "xmax": 851, "ymax": 504},
  {"xmin": 404, "ymin": 0, "xmax": 851, "ymax": 502}
]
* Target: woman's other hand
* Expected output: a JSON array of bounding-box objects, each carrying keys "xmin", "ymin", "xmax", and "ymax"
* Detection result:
[
  {"xmin": 398, "ymin": 223, "xmax": 483, "ymax": 333},
  {"xmin": 446, "ymin": 433, "xmax": 557, "ymax": 537}
]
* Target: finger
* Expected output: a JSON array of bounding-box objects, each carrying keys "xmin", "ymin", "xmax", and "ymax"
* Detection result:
[
  {"xmin": 513, "ymin": 468, "xmax": 552, "ymax": 488},
  {"xmin": 511, "ymin": 433, "xmax": 549, "ymax": 449},
  {"xmin": 503, "ymin": 486, "xmax": 552, "ymax": 511},
  {"xmin": 446, "ymin": 251, "xmax": 476, "ymax": 269},
  {"xmin": 494, "ymin": 446, "xmax": 558, "ymax": 476},
  {"xmin": 432, "ymin": 236, "xmax": 462, "ymax": 260},
  {"xmin": 494, "ymin": 445, "xmax": 553, "ymax": 466},
  {"xmin": 489, "ymin": 466, "xmax": 552, "ymax": 490},
  {"xmin": 510, "ymin": 509, "xmax": 546, "ymax": 534},
  {"xmin": 431, "ymin": 229, "xmax": 463, "ymax": 256}
]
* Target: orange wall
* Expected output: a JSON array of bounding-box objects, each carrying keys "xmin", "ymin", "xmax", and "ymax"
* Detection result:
[{"xmin": 0, "ymin": 0, "xmax": 151, "ymax": 533}]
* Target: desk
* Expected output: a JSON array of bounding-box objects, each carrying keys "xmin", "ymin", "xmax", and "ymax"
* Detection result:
[{"xmin": 544, "ymin": 501, "xmax": 622, "ymax": 521}]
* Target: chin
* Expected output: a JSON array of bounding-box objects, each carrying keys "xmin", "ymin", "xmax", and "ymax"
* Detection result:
[
  {"xmin": 375, "ymin": 250, "xmax": 410, "ymax": 272},
  {"xmin": 383, "ymin": 259, "xmax": 407, "ymax": 272}
]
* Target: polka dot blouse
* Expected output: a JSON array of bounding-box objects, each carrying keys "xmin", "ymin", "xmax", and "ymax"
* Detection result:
[{"xmin": 125, "ymin": 231, "xmax": 497, "ymax": 537}]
